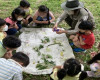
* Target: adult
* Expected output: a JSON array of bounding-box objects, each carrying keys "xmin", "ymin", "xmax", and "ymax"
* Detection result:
[{"xmin": 53, "ymin": 0, "xmax": 95, "ymax": 34}]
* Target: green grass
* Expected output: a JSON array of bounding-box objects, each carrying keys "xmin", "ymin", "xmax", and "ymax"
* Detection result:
[{"xmin": 0, "ymin": 0, "xmax": 100, "ymax": 80}]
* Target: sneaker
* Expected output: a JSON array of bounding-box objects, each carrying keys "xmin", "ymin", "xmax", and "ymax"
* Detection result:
[{"xmin": 73, "ymin": 48, "xmax": 86, "ymax": 53}]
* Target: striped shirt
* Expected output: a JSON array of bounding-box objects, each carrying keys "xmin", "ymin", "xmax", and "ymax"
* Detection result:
[{"xmin": 0, "ymin": 58, "xmax": 23, "ymax": 80}]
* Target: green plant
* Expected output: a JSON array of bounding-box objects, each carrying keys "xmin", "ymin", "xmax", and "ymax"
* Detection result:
[
  {"xmin": 36, "ymin": 54, "xmax": 55, "ymax": 70},
  {"xmin": 33, "ymin": 44, "xmax": 44, "ymax": 56},
  {"xmin": 41, "ymin": 36, "xmax": 50, "ymax": 44}
]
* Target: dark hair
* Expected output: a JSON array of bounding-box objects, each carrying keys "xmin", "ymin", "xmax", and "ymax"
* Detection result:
[
  {"xmin": 57, "ymin": 69, "xmax": 67, "ymax": 80},
  {"xmin": 3, "ymin": 36, "xmax": 21, "ymax": 48},
  {"xmin": 87, "ymin": 53, "xmax": 100, "ymax": 64},
  {"xmin": 79, "ymin": 71, "xmax": 87, "ymax": 80},
  {"xmin": 11, "ymin": 7, "xmax": 25, "ymax": 21},
  {"xmin": 38, "ymin": 5, "xmax": 50, "ymax": 24},
  {"xmin": 0, "ymin": 18, "xmax": 6, "ymax": 27},
  {"xmin": 78, "ymin": 21, "xmax": 94, "ymax": 31},
  {"xmin": 38, "ymin": 5, "xmax": 48, "ymax": 12},
  {"xmin": 20, "ymin": 0, "xmax": 30, "ymax": 8},
  {"xmin": 11, "ymin": 52, "xmax": 29, "ymax": 67},
  {"xmin": 57, "ymin": 58, "xmax": 81, "ymax": 80}
]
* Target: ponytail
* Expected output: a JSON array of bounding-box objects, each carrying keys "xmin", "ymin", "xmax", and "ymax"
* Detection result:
[
  {"xmin": 47, "ymin": 8, "xmax": 50, "ymax": 25},
  {"xmin": 79, "ymin": 71, "xmax": 87, "ymax": 80},
  {"xmin": 57, "ymin": 69, "xmax": 67, "ymax": 80}
]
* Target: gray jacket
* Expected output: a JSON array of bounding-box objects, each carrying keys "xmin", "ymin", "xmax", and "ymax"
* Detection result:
[{"xmin": 56, "ymin": 8, "xmax": 95, "ymax": 34}]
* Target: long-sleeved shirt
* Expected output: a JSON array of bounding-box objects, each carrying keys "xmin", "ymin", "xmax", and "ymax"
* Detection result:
[
  {"xmin": 0, "ymin": 58, "xmax": 23, "ymax": 80},
  {"xmin": 56, "ymin": 8, "xmax": 94, "ymax": 34}
]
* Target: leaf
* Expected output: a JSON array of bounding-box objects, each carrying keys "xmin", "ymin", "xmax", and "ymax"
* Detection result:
[
  {"xmin": 38, "ymin": 51, "xmax": 41, "ymax": 56},
  {"xmin": 60, "ymin": 51, "xmax": 64, "ymax": 56},
  {"xmin": 46, "ymin": 54, "xmax": 52, "ymax": 59},
  {"xmin": 39, "ymin": 45, "xmax": 44, "ymax": 49},
  {"xmin": 41, "ymin": 36, "xmax": 50, "ymax": 44},
  {"xmin": 36, "ymin": 63, "xmax": 47, "ymax": 70},
  {"xmin": 46, "ymin": 48, "xmax": 51, "ymax": 52}
]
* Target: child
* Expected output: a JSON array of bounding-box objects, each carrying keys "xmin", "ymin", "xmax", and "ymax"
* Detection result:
[
  {"xmin": 19, "ymin": 0, "xmax": 33, "ymax": 26},
  {"xmin": 0, "ymin": 52, "xmax": 29, "ymax": 80},
  {"xmin": 0, "ymin": 18, "xmax": 8, "ymax": 41},
  {"xmin": 69, "ymin": 21, "xmax": 95, "ymax": 52},
  {"xmin": 50, "ymin": 58, "xmax": 84, "ymax": 80},
  {"xmin": 5, "ymin": 7, "xmax": 25, "ymax": 35},
  {"xmin": 0, "ymin": 36, "xmax": 21, "ymax": 59},
  {"xmin": 79, "ymin": 53, "xmax": 100, "ymax": 80},
  {"xmin": 33, "ymin": 5, "xmax": 55, "ymax": 26}
]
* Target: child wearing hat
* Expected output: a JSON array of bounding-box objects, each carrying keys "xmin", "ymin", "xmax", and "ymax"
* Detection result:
[
  {"xmin": 33, "ymin": 5, "xmax": 55, "ymax": 26},
  {"xmin": 69, "ymin": 21, "xmax": 95, "ymax": 52}
]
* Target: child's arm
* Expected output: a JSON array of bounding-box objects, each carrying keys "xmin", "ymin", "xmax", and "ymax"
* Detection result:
[
  {"xmin": 79, "ymin": 36, "xmax": 86, "ymax": 45},
  {"xmin": 49, "ymin": 11, "xmax": 55, "ymax": 22},
  {"xmin": 33, "ymin": 15, "xmax": 49, "ymax": 24},
  {"xmin": 13, "ymin": 23, "xmax": 19, "ymax": 29},
  {"xmin": 2, "ymin": 51, "xmax": 12, "ymax": 59},
  {"xmin": 3, "ymin": 32, "xmax": 7, "ymax": 37},
  {"xmin": 53, "ymin": 66, "xmax": 62, "ymax": 70},
  {"xmin": 33, "ymin": 10, "xmax": 50, "ymax": 24},
  {"xmin": 73, "ymin": 34, "xmax": 79, "ymax": 42},
  {"xmin": 26, "ymin": 8, "xmax": 33, "ymax": 20}
]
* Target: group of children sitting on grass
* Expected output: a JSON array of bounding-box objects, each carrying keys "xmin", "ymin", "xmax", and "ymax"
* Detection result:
[{"xmin": 0, "ymin": 0, "xmax": 100, "ymax": 80}]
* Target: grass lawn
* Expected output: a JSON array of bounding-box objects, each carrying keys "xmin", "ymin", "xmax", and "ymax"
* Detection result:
[{"xmin": 0, "ymin": 0, "xmax": 100, "ymax": 80}]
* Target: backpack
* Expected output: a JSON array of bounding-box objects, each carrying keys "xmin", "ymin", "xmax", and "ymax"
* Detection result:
[{"xmin": 84, "ymin": 8, "xmax": 95, "ymax": 27}]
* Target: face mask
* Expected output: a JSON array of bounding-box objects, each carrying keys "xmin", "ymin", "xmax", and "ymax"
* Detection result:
[
  {"xmin": 67, "ymin": 11, "xmax": 74, "ymax": 15},
  {"xmin": 24, "ymin": 9, "xmax": 29, "ymax": 12},
  {"xmin": 79, "ymin": 31, "xmax": 85, "ymax": 35},
  {"xmin": 3, "ymin": 25, "xmax": 8, "ymax": 31},
  {"xmin": 17, "ymin": 17, "xmax": 23, "ymax": 21}
]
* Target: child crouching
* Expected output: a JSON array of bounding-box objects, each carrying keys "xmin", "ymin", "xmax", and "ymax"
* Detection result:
[
  {"xmin": 50, "ymin": 58, "xmax": 84, "ymax": 80},
  {"xmin": 70, "ymin": 21, "xmax": 95, "ymax": 52}
]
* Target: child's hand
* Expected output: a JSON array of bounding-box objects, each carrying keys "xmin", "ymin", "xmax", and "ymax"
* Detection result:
[
  {"xmin": 56, "ymin": 29, "xmax": 66, "ymax": 34},
  {"xmin": 53, "ymin": 23, "xmax": 58, "ymax": 31},
  {"xmin": 42, "ymin": 21, "xmax": 49, "ymax": 24},
  {"xmin": 69, "ymin": 35, "xmax": 75, "ymax": 40},
  {"xmin": 3, "ymin": 51, "xmax": 12, "ymax": 59},
  {"xmin": 73, "ymin": 36, "xmax": 78, "ymax": 42},
  {"xmin": 13, "ymin": 23, "xmax": 18, "ymax": 29}
]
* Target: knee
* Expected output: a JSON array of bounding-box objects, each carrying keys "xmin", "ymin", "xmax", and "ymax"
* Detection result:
[
  {"xmin": 69, "ymin": 35, "xmax": 75, "ymax": 40},
  {"xmin": 7, "ymin": 28, "xmax": 17, "ymax": 35},
  {"xmin": 17, "ymin": 24, "xmax": 22, "ymax": 30}
]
